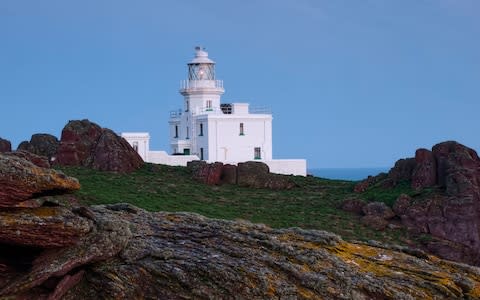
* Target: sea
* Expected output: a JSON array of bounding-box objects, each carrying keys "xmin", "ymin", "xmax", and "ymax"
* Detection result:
[{"xmin": 308, "ymin": 168, "xmax": 389, "ymax": 181}]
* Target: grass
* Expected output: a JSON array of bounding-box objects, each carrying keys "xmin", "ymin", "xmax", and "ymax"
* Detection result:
[{"xmin": 58, "ymin": 163, "xmax": 424, "ymax": 246}]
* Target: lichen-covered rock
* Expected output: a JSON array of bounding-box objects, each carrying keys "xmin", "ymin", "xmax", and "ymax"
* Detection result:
[
  {"xmin": 0, "ymin": 137, "xmax": 11, "ymax": 153},
  {"xmin": 17, "ymin": 133, "xmax": 59, "ymax": 161},
  {"xmin": 1, "ymin": 203, "xmax": 480, "ymax": 299},
  {"xmin": 362, "ymin": 215, "xmax": 389, "ymax": 230},
  {"xmin": 393, "ymin": 193, "xmax": 412, "ymax": 216},
  {"xmin": 55, "ymin": 119, "xmax": 143, "ymax": 173},
  {"xmin": 0, "ymin": 206, "xmax": 92, "ymax": 248},
  {"xmin": 3, "ymin": 150, "xmax": 50, "ymax": 168},
  {"xmin": 0, "ymin": 153, "xmax": 80, "ymax": 207}
]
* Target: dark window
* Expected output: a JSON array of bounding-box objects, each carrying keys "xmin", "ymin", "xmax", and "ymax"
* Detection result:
[
  {"xmin": 174, "ymin": 125, "xmax": 178, "ymax": 138},
  {"xmin": 133, "ymin": 141, "xmax": 139, "ymax": 152},
  {"xmin": 254, "ymin": 147, "xmax": 261, "ymax": 159},
  {"xmin": 199, "ymin": 123, "xmax": 204, "ymax": 136},
  {"xmin": 239, "ymin": 123, "xmax": 244, "ymax": 135},
  {"xmin": 185, "ymin": 100, "xmax": 189, "ymax": 112},
  {"xmin": 183, "ymin": 148, "xmax": 190, "ymax": 155},
  {"xmin": 200, "ymin": 148, "xmax": 204, "ymax": 160},
  {"xmin": 186, "ymin": 127, "xmax": 189, "ymax": 139}
]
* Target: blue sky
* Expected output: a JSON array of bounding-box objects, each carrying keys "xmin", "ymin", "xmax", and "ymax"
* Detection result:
[{"xmin": 1, "ymin": 0, "xmax": 479, "ymax": 168}]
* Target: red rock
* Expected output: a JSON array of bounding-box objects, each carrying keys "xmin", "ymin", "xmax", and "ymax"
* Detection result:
[
  {"xmin": 91, "ymin": 129, "xmax": 143, "ymax": 173},
  {"xmin": 47, "ymin": 270, "xmax": 85, "ymax": 300},
  {"xmin": 392, "ymin": 194, "xmax": 412, "ymax": 216},
  {"xmin": 190, "ymin": 161, "xmax": 224, "ymax": 185},
  {"xmin": 237, "ymin": 161, "xmax": 295, "ymax": 189},
  {"xmin": 0, "ymin": 137, "xmax": 11, "ymax": 153},
  {"xmin": 17, "ymin": 134, "xmax": 59, "ymax": 161},
  {"xmin": 411, "ymin": 149, "xmax": 436, "ymax": 190},
  {"xmin": 220, "ymin": 164, "xmax": 237, "ymax": 184},
  {"xmin": 55, "ymin": 120, "xmax": 143, "ymax": 173},
  {"xmin": 0, "ymin": 207, "xmax": 92, "ymax": 248},
  {"xmin": 55, "ymin": 119, "xmax": 103, "ymax": 166},
  {"xmin": 388, "ymin": 158, "xmax": 416, "ymax": 184},
  {"xmin": 0, "ymin": 153, "xmax": 80, "ymax": 207}
]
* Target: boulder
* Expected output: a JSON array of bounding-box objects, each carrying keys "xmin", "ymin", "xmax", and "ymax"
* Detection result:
[
  {"xmin": 3, "ymin": 205, "xmax": 479, "ymax": 299},
  {"xmin": 340, "ymin": 198, "xmax": 367, "ymax": 214},
  {"xmin": 3, "ymin": 150, "xmax": 50, "ymax": 168},
  {"xmin": 0, "ymin": 138, "xmax": 11, "ymax": 153},
  {"xmin": 17, "ymin": 134, "xmax": 59, "ymax": 161},
  {"xmin": 237, "ymin": 161, "xmax": 295, "ymax": 189},
  {"xmin": 55, "ymin": 120, "xmax": 143, "ymax": 173},
  {"xmin": 411, "ymin": 148, "xmax": 436, "ymax": 190},
  {"xmin": 362, "ymin": 202, "xmax": 395, "ymax": 219},
  {"xmin": 190, "ymin": 161, "xmax": 224, "ymax": 185},
  {"xmin": 0, "ymin": 153, "xmax": 80, "ymax": 207},
  {"xmin": 220, "ymin": 164, "xmax": 237, "ymax": 184},
  {"xmin": 91, "ymin": 129, "xmax": 144, "ymax": 173},
  {"xmin": 56, "ymin": 119, "xmax": 103, "ymax": 166}
]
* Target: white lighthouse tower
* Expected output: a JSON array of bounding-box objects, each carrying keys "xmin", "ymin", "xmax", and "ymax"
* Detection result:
[{"xmin": 123, "ymin": 46, "xmax": 306, "ymax": 175}]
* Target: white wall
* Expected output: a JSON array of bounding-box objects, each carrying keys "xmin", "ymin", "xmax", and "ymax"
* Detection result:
[
  {"xmin": 121, "ymin": 133, "xmax": 149, "ymax": 161},
  {"xmin": 148, "ymin": 151, "xmax": 199, "ymax": 166},
  {"xmin": 264, "ymin": 159, "xmax": 307, "ymax": 176}
]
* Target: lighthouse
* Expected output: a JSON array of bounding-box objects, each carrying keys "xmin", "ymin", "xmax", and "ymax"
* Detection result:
[
  {"xmin": 122, "ymin": 47, "xmax": 306, "ymax": 176},
  {"xmin": 169, "ymin": 47, "xmax": 273, "ymax": 163}
]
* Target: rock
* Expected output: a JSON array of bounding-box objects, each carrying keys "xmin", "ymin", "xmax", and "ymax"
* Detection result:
[
  {"xmin": 392, "ymin": 194, "xmax": 412, "ymax": 216},
  {"xmin": 411, "ymin": 148, "xmax": 436, "ymax": 190},
  {"xmin": 220, "ymin": 164, "xmax": 237, "ymax": 184},
  {"xmin": 91, "ymin": 129, "xmax": 144, "ymax": 173},
  {"xmin": 17, "ymin": 134, "xmax": 59, "ymax": 161},
  {"xmin": 3, "ymin": 150, "xmax": 50, "ymax": 168},
  {"xmin": 237, "ymin": 161, "xmax": 295, "ymax": 189},
  {"xmin": 0, "ymin": 138, "xmax": 11, "ymax": 153},
  {"xmin": 56, "ymin": 119, "xmax": 103, "ymax": 167},
  {"xmin": 0, "ymin": 207, "xmax": 92, "ymax": 248},
  {"xmin": 353, "ymin": 173, "xmax": 388, "ymax": 193},
  {"xmin": 361, "ymin": 215, "xmax": 389, "ymax": 231},
  {"xmin": 340, "ymin": 198, "xmax": 367, "ymax": 214},
  {"xmin": 362, "ymin": 202, "xmax": 395, "ymax": 219},
  {"xmin": 1, "ymin": 202, "xmax": 480, "ymax": 298},
  {"xmin": 388, "ymin": 158, "xmax": 416, "ymax": 184},
  {"xmin": 55, "ymin": 120, "xmax": 143, "ymax": 173},
  {"xmin": 0, "ymin": 153, "xmax": 80, "ymax": 207},
  {"xmin": 190, "ymin": 161, "xmax": 224, "ymax": 185}
]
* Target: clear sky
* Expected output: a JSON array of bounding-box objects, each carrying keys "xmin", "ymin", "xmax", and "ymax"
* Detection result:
[{"xmin": 1, "ymin": 0, "xmax": 479, "ymax": 168}]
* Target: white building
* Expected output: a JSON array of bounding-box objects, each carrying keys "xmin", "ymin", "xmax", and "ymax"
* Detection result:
[{"xmin": 123, "ymin": 47, "xmax": 306, "ymax": 176}]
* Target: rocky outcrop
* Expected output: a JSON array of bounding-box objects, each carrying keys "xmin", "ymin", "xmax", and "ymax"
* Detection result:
[
  {"xmin": 362, "ymin": 201, "xmax": 395, "ymax": 219},
  {"xmin": 0, "ymin": 137, "xmax": 11, "ymax": 153},
  {"xmin": 188, "ymin": 161, "xmax": 296, "ymax": 189},
  {"xmin": 2, "ymin": 204, "xmax": 480, "ymax": 299},
  {"xmin": 340, "ymin": 198, "xmax": 367, "ymax": 214},
  {"xmin": 17, "ymin": 133, "xmax": 59, "ymax": 161},
  {"xmin": 55, "ymin": 119, "xmax": 143, "ymax": 173},
  {"xmin": 354, "ymin": 141, "xmax": 480, "ymax": 266},
  {"xmin": 0, "ymin": 153, "xmax": 80, "ymax": 207}
]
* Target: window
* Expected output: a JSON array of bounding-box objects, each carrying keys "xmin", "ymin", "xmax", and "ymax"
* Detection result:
[
  {"xmin": 185, "ymin": 100, "xmax": 189, "ymax": 112},
  {"xmin": 200, "ymin": 148, "xmax": 204, "ymax": 160},
  {"xmin": 186, "ymin": 127, "xmax": 189, "ymax": 139},
  {"xmin": 206, "ymin": 100, "xmax": 212, "ymax": 111},
  {"xmin": 239, "ymin": 123, "xmax": 244, "ymax": 135},
  {"xmin": 183, "ymin": 148, "xmax": 190, "ymax": 155},
  {"xmin": 199, "ymin": 123, "xmax": 204, "ymax": 136},
  {"xmin": 254, "ymin": 147, "xmax": 261, "ymax": 159},
  {"xmin": 132, "ymin": 141, "xmax": 139, "ymax": 153},
  {"xmin": 174, "ymin": 125, "xmax": 178, "ymax": 138}
]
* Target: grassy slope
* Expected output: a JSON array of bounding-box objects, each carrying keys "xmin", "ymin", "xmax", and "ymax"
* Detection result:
[{"xmin": 60, "ymin": 164, "xmax": 423, "ymax": 245}]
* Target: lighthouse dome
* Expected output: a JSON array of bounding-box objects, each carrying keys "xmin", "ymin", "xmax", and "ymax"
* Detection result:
[{"xmin": 189, "ymin": 46, "xmax": 215, "ymax": 64}]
